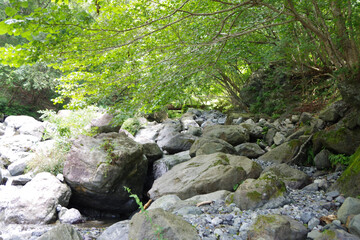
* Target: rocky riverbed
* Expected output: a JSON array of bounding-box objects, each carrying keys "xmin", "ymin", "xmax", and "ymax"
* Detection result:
[{"xmin": 1, "ymin": 103, "xmax": 360, "ymax": 239}]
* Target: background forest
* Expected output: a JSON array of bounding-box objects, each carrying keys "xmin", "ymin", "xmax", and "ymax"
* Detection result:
[{"xmin": 0, "ymin": 0, "xmax": 359, "ymax": 121}]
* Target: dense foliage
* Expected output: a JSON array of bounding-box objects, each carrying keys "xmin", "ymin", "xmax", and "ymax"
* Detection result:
[{"xmin": 0, "ymin": 0, "xmax": 359, "ymax": 116}]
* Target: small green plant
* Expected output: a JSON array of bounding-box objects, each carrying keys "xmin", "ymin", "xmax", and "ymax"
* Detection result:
[
  {"xmin": 100, "ymin": 139, "xmax": 118, "ymax": 165},
  {"xmin": 329, "ymin": 154, "xmax": 351, "ymax": 167},
  {"xmin": 261, "ymin": 126, "xmax": 269, "ymax": 136},
  {"xmin": 124, "ymin": 186, "xmax": 167, "ymax": 240},
  {"xmin": 306, "ymin": 146, "xmax": 315, "ymax": 166},
  {"xmin": 121, "ymin": 118, "xmax": 141, "ymax": 136},
  {"xmin": 26, "ymin": 146, "xmax": 66, "ymax": 175}
]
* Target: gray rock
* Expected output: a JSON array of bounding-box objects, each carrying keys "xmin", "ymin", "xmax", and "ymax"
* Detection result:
[
  {"xmin": 262, "ymin": 163, "xmax": 310, "ymax": 189},
  {"xmin": 313, "ymin": 125, "xmax": 360, "ymax": 156},
  {"xmin": 314, "ymin": 149, "xmax": 332, "ymax": 170},
  {"xmin": 190, "ymin": 137, "xmax": 236, "ymax": 157},
  {"xmin": 0, "ymin": 135, "xmax": 39, "ymax": 164},
  {"xmin": 58, "ymin": 208, "xmax": 83, "ymax": 224},
  {"xmin": 38, "ymin": 224, "xmax": 82, "ymax": 240},
  {"xmin": 142, "ymin": 142, "xmax": 163, "ymax": 162},
  {"xmin": 153, "ymin": 151, "xmax": 191, "ymax": 179},
  {"xmin": 128, "ymin": 208, "xmax": 200, "ymax": 240},
  {"xmin": 273, "ymin": 132, "xmax": 286, "ymax": 145},
  {"xmin": 175, "ymin": 206, "xmax": 203, "ymax": 216},
  {"xmin": 265, "ymin": 128, "xmax": 277, "ymax": 146},
  {"xmin": 319, "ymin": 100, "xmax": 348, "ymax": 123},
  {"xmin": 337, "ymin": 197, "xmax": 360, "ymax": 224},
  {"xmin": 349, "ymin": 214, "xmax": 360, "ymax": 238},
  {"xmin": 247, "ymin": 214, "xmax": 307, "ymax": 240},
  {"xmin": 63, "ymin": 132, "xmax": 148, "ymax": 214},
  {"xmin": 239, "ymin": 122, "xmax": 263, "ymax": 140},
  {"xmin": 233, "ymin": 172, "xmax": 287, "ymax": 210},
  {"xmin": 148, "ymin": 153, "xmax": 262, "ymax": 200},
  {"xmin": 97, "ymin": 220, "xmax": 130, "ymax": 240},
  {"xmin": 156, "ymin": 120, "xmax": 182, "ymax": 148},
  {"xmin": 235, "ymin": 143, "xmax": 265, "ymax": 158},
  {"xmin": 4, "ymin": 115, "xmax": 45, "ymax": 140},
  {"xmin": 11, "ymin": 174, "xmax": 32, "ymax": 186},
  {"xmin": 259, "ymin": 138, "xmax": 307, "ymax": 164},
  {"xmin": 148, "ymin": 195, "xmax": 182, "ymax": 211},
  {"xmin": 307, "ymin": 229, "xmax": 323, "ymax": 239},
  {"xmin": 180, "ymin": 113, "xmax": 199, "ymax": 130},
  {"xmin": 326, "ymin": 190, "xmax": 340, "ymax": 199},
  {"xmin": 160, "ymin": 133, "xmax": 196, "ymax": 154},
  {"xmin": 311, "ymin": 229, "xmax": 360, "ymax": 240},
  {"xmin": 3, "ymin": 172, "xmax": 71, "ymax": 224},
  {"xmin": 7, "ymin": 155, "xmax": 32, "ymax": 176},
  {"xmin": 184, "ymin": 190, "xmax": 231, "ymax": 204},
  {"xmin": 202, "ymin": 125, "xmax": 249, "ymax": 146},
  {"xmin": 301, "ymin": 211, "xmax": 315, "ymax": 224},
  {"xmin": 90, "ymin": 113, "xmax": 120, "ymax": 133},
  {"xmin": 134, "ymin": 122, "xmax": 163, "ymax": 144},
  {"xmin": 308, "ymin": 217, "xmax": 320, "ymax": 230}
]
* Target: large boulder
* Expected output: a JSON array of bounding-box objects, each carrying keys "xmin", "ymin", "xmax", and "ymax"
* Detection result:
[
  {"xmin": 97, "ymin": 220, "xmax": 130, "ymax": 240},
  {"xmin": 313, "ymin": 125, "xmax": 360, "ymax": 155},
  {"xmin": 38, "ymin": 224, "xmax": 82, "ymax": 240},
  {"xmin": 202, "ymin": 125, "xmax": 249, "ymax": 146},
  {"xmin": 240, "ymin": 122, "xmax": 263, "ymax": 141},
  {"xmin": 128, "ymin": 208, "xmax": 200, "ymax": 240},
  {"xmin": 160, "ymin": 133, "xmax": 196, "ymax": 154},
  {"xmin": 4, "ymin": 115, "xmax": 45, "ymax": 139},
  {"xmin": 235, "ymin": 143, "xmax": 265, "ymax": 158},
  {"xmin": 153, "ymin": 151, "xmax": 191, "ymax": 179},
  {"xmin": 232, "ymin": 172, "xmax": 287, "ymax": 210},
  {"xmin": 314, "ymin": 149, "xmax": 332, "ymax": 170},
  {"xmin": 156, "ymin": 120, "xmax": 182, "ymax": 148},
  {"xmin": 319, "ymin": 101, "xmax": 348, "ymax": 123},
  {"xmin": 63, "ymin": 132, "xmax": 148, "ymax": 214},
  {"xmin": 0, "ymin": 134, "xmax": 39, "ymax": 165},
  {"xmin": 134, "ymin": 122, "xmax": 163, "ymax": 144},
  {"xmin": 349, "ymin": 214, "xmax": 360, "ymax": 238},
  {"xmin": 247, "ymin": 214, "xmax": 307, "ymax": 240},
  {"xmin": 148, "ymin": 153, "xmax": 262, "ymax": 200},
  {"xmin": 337, "ymin": 197, "xmax": 360, "ymax": 224},
  {"xmin": 142, "ymin": 142, "xmax": 163, "ymax": 162},
  {"xmin": 189, "ymin": 137, "xmax": 236, "ymax": 157},
  {"xmin": 262, "ymin": 163, "xmax": 310, "ymax": 189},
  {"xmin": 332, "ymin": 146, "xmax": 360, "ymax": 197},
  {"xmin": 2, "ymin": 172, "xmax": 71, "ymax": 224},
  {"xmin": 259, "ymin": 138, "xmax": 307, "ymax": 164}
]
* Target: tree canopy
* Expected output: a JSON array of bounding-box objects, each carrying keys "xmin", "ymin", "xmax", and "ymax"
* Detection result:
[{"xmin": 1, "ymin": 0, "xmax": 359, "ymax": 117}]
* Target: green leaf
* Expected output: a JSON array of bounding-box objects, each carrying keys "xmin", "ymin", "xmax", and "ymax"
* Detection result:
[
  {"xmin": 5, "ymin": 7, "xmax": 18, "ymax": 17},
  {"xmin": 0, "ymin": 22, "xmax": 9, "ymax": 35},
  {"xmin": 20, "ymin": 1, "xmax": 29, "ymax": 8}
]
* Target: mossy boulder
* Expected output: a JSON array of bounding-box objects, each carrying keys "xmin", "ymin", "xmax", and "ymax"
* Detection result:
[
  {"xmin": 247, "ymin": 214, "xmax": 307, "ymax": 240},
  {"xmin": 332, "ymin": 146, "xmax": 360, "ymax": 197},
  {"xmin": 202, "ymin": 125, "xmax": 249, "ymax": 146},
  {"xmin": 262, "ymin": 163, "xmax": 310, "ymax": 189},
  {"xmin": 233, "ymin": 172, "xmax": 287, "ymax": 210},
  {"xmin": 258, "ymin": 138, "xmax": 306, "ymax": 164},
  {"xmin": 148, "ymin": 153, "xmax": 262, "ymax": 200},
  {"xmin": 189, "ymin": 137, "xmax": 236, "ymax": 157},
  {"xmin": 313, "ymin": 125, "xmax": 360, "ymax": 155},
  {"xmin": 128, "ymin": 208, "xmax": 199, "ymax": 240}
]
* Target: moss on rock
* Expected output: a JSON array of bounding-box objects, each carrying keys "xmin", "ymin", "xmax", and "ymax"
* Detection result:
[{"xmin": 333, "ymin": 146, "xmax": 360, "ymax": 197}]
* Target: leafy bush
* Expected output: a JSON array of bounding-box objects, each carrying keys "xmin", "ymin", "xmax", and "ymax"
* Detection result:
[
  {"xmin": 329, "ymin": 154, "xmax": 351, "ymax": 167},
  {"xmin": 26, "ymin": 107, "xmax": 101, "ymax": 175}
]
